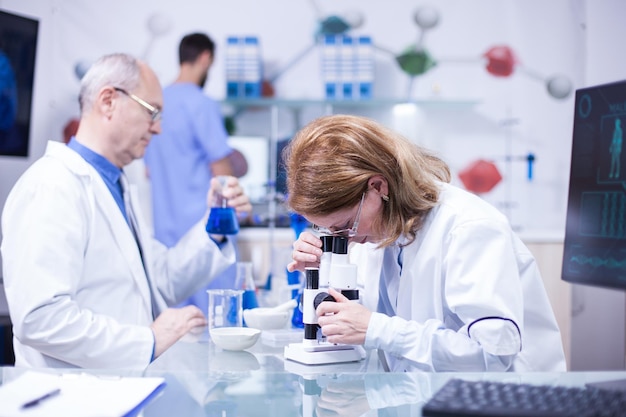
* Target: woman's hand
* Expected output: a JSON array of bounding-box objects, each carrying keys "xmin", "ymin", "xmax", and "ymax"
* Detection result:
[
  {"xmin": 316, "ymin": 288, "xmax": 371, "ymax": 345},
  {"xmin": 287, "ymin": 230, "xmax": 323, "ymax": 272}
]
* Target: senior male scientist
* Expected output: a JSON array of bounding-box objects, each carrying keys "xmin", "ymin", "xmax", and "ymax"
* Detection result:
[{"xmin": 0, "ymin": 53, "xmax": 251, "ymax": 369}]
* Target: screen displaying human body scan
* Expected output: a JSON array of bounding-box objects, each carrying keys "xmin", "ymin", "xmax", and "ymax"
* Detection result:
[{"xmin": 563, "ymin": 80, "xmax": 626, "ymax": 290}]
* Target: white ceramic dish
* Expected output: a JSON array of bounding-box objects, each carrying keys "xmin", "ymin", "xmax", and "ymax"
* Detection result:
[
  {"xmin": 243, "ymin": 308, "xmax": 290, "ymax": 330},
  {"xmin": 210, "ymin": 327, "xmax": 261, "ymax": 351}
]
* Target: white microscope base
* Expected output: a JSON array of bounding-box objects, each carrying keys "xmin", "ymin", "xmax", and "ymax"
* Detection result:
[{"xmin": 284, "ymin": 342, "xmax": 365, "ymax": 365}]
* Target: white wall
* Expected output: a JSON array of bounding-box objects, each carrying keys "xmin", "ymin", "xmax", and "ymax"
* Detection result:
[{"xmin": 0, "ymin": 0, "xmax": 624, "ymax": 368}]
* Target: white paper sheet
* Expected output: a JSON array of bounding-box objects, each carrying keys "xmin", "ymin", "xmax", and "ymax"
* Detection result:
[{"xmin": 0, "ymin": 370, "xmax": 165, "ymax": 417}]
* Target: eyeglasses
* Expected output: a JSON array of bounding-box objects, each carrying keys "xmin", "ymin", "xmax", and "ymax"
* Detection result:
[
  {"xmin": 311, "ymin": 192, "xmax": 365, "ymax": 238},
  {"xmin": 114, "ymin": 87, "xmax": 161, "ymax": 122}
]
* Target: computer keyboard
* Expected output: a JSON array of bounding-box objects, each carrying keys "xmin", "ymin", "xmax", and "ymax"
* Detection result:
[{"xmin": 421, "ymin": 378, "xmax": 626, "ymax": 417}]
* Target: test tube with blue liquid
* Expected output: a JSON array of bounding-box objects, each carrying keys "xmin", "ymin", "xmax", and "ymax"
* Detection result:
[{"xmin": 206, "ymin": 176, "xmax": 239, "ymax": 235}]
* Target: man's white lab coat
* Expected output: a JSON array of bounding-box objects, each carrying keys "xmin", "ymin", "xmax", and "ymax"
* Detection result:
[{"xmin": 1, "ymin": 141, "xmax": 235, "ymax": 369}]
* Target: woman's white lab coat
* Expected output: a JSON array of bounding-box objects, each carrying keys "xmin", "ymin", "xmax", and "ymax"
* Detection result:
[
  {"xmin": 352, "ymin": 183, "xmax": 566, "ymax": 372},
  {"xmin": 1, "ymin": 141, "xmax": 236, "ymax": 369}
]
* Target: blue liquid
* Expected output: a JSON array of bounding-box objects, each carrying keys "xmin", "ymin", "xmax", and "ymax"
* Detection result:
[
  {"xmin": 206, "ymin": 207, "xmax": 239, "ymax": 235},
  {"xmin": 287, "ymin": 270, "xmax": 300, "ymax": 297},
  {"xmin": 291, "ymin": 292, "xmax": 304, "ymax": 328},
  {"xmin": 242, "ymin": 289, "xmax": 259, "ymax": 310},
  {"xmin": 242, "ymin": 289, "xmax": 259, "ymax": 327},
  {"xmin": 286, "ymin": 223, "xmax": 305, "ymax": 328},
  {"xmin": 226, "ymin": 301, "xmax": 240, "ymax": 327},
  {"xmin": 291, "ymin": 309, "xmax": 304, "ymax": 328},
  {"xmin": 289, "ymin": 212, "xmax": 309, "ymax": 239}
]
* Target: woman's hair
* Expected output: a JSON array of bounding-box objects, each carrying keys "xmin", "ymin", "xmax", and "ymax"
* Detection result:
[
  {"xmin": 78, "ymin": 53, "xmax": 141, "ymax": 113},
  {"xmin": 284, "ymin": 114, "xmax": 451, "ymax": 247}
]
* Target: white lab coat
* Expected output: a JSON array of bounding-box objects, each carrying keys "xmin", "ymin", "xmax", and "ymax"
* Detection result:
[
  {"xmin": 1, "ymin": 141, "xmax": 236, "ymax": 369},
  {"xmin": 352, "ymin": 182, "xmax": 566, "ymax": 372}
]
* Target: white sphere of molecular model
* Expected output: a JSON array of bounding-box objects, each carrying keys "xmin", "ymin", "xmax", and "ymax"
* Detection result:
[
  {"xmin": 343, "ymin": 11, "xmax": 365, "ymax": 30},
  {"xmin": 146, "ymin": 13, "xmax": 172, "ymax": 36},
  {"xmin": 546, "ymin": 75, "xmax": 573, "ymax": 99},
  {"xmin": 414, "ymin": 6, "xmax": 440, "ymax": 30}
]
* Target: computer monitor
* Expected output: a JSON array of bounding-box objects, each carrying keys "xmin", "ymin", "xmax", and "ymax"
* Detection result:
[
  {"xmin": 0, "ymin": 10, "xmax": 39, "ymax": 157},
  {"xmin": 562, "ymin": 79, "xmax": 626, "ymax": 290}
]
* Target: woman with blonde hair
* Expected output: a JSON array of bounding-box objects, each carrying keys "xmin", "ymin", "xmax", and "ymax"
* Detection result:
[{"xmin": 285, "ymin": 114, "xmax": 565, "ymax": 372}]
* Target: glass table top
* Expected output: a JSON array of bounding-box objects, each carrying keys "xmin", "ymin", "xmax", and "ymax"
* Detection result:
[{"xmin": 2, "ymin": 330, "xmax": 625, "ymax": 417}]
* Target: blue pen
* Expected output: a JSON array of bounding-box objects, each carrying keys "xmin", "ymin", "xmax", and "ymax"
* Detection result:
[{"xmin": 21, "ymin": 388, "xmax": 61, "ymax": 409}]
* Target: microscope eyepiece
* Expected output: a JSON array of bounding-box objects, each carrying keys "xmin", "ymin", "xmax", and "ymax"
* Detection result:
[
  {"xmin": 321, "ymin": 235, "xmax": 334, "ymax": 252},
  {"xmin": 332, "ymin": 236, "xmax": 349, "ymax": 254}
]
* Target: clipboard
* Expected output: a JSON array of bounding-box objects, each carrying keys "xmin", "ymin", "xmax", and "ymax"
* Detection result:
[{"xmin": 0, "ymin": 370, "xmax": 166, "ymax": 417}]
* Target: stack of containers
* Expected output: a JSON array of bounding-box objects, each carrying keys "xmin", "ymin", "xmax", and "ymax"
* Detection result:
[
  {"xmin": 320, "ymin": 35, "xmax": 373, "ymax": 100},
  {"xmin": 355, "ymin": 36, "xmax": 374, "ymax": 99},
  {"xmin": 339, "ymin": 36, "xmax": 354, "ymax": 99},
  {"xmin": 225, "ymin": 36, "xmax": 263, "ymax": 98},
  {"xmin": 320, "ymin": 35, "xmax": 340, "ymax": 99}
]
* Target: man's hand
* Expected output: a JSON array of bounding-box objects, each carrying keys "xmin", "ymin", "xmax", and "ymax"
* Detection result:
[
  {"xmin": 206, "ymin": 175, "xmax": 252, "ymax": 241},
  {"xmin": 207, "ymin": 175, "xmax": 252, "ymax": 214},
  {"xmin": 150, "ymin": 306, "xmax": 207, "ymax": 359}
]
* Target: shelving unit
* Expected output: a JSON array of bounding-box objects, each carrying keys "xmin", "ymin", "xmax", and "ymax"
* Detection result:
[{"xmin": 222, "ymin": 97, "xmax": 479, "ymax": 113}]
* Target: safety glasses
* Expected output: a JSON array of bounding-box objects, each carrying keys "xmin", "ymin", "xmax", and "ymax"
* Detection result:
[{"xmin": 311, "ymin": 192, "xmax": 365, "ymax": 238}]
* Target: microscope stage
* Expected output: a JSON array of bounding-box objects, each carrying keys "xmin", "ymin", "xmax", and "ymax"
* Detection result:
[{"xmin": 284, "ymin": 342, "xmax": 365, "ymax": 365}]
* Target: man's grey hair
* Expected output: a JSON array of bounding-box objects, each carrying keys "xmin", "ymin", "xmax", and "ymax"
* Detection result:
[{"xmin": 78, "ymin": 53, "xmax": 141, "ymax": 114}]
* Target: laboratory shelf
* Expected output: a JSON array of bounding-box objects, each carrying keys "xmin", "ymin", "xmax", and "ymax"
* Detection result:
[{"xmin": 221, "ymin": 97, "xmax": 479, "ymax": 110}]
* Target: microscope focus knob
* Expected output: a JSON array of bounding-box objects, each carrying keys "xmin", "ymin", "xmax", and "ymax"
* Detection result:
[{"xmin": 313, "ymin": 292, "xmax": 335, "ymax": 309}]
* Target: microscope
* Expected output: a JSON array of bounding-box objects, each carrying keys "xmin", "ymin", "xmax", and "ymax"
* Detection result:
[{"xmin": 284, "ymin": 236, "xmax": 366, "ymax": 365}]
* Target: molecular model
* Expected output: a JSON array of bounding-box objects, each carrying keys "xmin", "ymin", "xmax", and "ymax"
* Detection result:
[
  {"xmin": 264, "ymin": 3, "xmax": 573, "ymax": 101},
  {"xmin": 261, "ymin": 0, "xmax": 365, "ymax": 96},
  {"xmin": 381, "ymin": 6, "xmax": 573, "ymax": 100}
]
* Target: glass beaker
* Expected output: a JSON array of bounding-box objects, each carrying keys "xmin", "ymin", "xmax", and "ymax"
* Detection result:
[
  {"xmin": 206, "ymin": 176, "xmax": 240, "ymax": 235},
  {"xmin": 207, "ymin": 289, "xmax": 244, "ymax": 331}
]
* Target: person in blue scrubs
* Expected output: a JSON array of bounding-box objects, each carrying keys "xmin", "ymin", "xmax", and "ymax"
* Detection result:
[{"xmin": 144, "ymin": 33, "xmax": 240, "ymax": 312}]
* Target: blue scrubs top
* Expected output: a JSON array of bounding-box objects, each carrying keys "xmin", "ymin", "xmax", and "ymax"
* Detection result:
[
  {"xmin": 144, "ymin": 82, "xmax": 235, "ymax": 310},
  {"xmin": 144, "ymin": 82, "xmax": 233, "ymax": 247}
]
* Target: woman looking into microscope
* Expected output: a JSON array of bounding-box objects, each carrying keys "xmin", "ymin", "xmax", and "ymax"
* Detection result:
[{"xmin": 285, "ymin": 114, "xmax": 565, "ymax": 372}]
